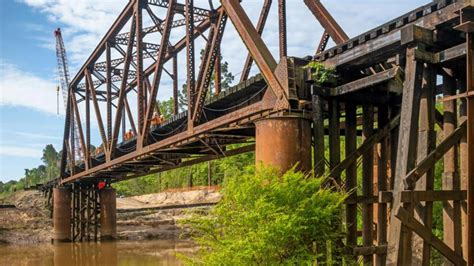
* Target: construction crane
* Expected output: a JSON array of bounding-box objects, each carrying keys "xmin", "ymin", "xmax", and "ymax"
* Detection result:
[{"xmin": 55, "ymin": 28, "xmax": 82, "ymax": 161}]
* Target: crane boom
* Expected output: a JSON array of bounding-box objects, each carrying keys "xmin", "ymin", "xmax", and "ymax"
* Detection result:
[{"xmin": 55, "ymin": 28, "xmax": 82, "ymax": 160}]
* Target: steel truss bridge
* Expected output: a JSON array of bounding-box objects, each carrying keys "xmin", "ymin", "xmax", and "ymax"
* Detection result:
[{"xmin": 52, "ymin": 0, "xmax": 473, "ymax": 264}]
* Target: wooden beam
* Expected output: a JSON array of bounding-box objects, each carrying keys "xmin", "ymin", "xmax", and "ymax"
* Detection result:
[
  {"xmin": 362, "ymin": 105, "xmax": 374, "ymax": 265},
  {"xmin": 376, "ymin": 105, "xmax": 389, "ymax": 265},
  {"xmin": 345, "ymin": 102, "xmax": 357, "ymax": 249},
  {"xmin": 328, "ymin": 114, "xmax": 400, "ymax": 179},
  {"xmin": 413, "ymin": 63, "xmax": 436, "ymax": 265},
  {"xmin": 396, "ymin": 207, "xmax": 467, "ymax": 266},
  {"xmin": 328, "ymin": 99, "xmax": 340, "ymax": 181},
  {"xmin": 404, "ymin": 120, "xmax": 467, "ymax": 189},
  {"xmin": 387, "ymin": 48, "xmax": 424, "ymax": 265},
  {"xmin": 312, "ymin": 92, "xmax": 325, "ymax": 176},
  {"xmin": 400, "ymin": 190, "xmax": 467, "ymax": 203},
  {"xmin": 442, "ymin": 70, "xmax": 463, "ymax": 262},
  {"xmin": 326, "ymin": 67, "xmax": 402, "ymax": 96}
]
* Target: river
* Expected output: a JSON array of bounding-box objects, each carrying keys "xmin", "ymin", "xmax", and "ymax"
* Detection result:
[{"xmin": 0, "ymin": 240, "xmax": 195, "ymax": 265}]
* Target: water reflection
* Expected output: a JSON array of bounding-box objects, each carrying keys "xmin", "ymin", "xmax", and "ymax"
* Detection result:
[{"xmin": 0, "ymin": 240, "xmax": 194, "ymax": 266}]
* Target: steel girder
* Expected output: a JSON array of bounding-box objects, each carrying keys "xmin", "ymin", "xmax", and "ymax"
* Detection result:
[{"xmin": 60, "ymin": 0, "xmax": 346, "ymax": 182}]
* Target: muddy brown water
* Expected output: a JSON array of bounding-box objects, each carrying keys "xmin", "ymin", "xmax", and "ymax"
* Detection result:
[{"xmin": 0, "ymin": 240, "xmax": 195, "ymax": 266}]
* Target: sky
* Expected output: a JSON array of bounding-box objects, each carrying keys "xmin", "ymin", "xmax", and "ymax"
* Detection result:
[{"xmin": 0, "ymin": 0, "xmax": 431, "ymax": 183}]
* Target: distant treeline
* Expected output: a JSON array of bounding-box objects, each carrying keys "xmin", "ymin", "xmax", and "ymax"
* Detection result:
[{"xmin": 0, "ymin": 144, "xmax": 60, "ymax": 196}]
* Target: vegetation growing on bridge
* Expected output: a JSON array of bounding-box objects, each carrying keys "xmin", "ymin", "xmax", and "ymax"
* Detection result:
[{"xmin": 180, "ymin": 166, "xmax": 348, "ymax": 265}]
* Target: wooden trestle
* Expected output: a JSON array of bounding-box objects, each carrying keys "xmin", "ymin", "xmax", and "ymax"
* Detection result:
[{"xmin": 312, "ymin": 1, "xmax": 474, "ymax": 264}]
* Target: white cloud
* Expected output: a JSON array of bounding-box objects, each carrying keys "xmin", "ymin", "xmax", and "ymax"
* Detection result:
[
  {"xmin": 19, "ymin": 0, "xmax": 126, "ymax": 69},
  {"xmin": 0, "ymin": 146, "xmax": 43, "ymax": 158},
  {"xmin": 13, "ymin": 131, "xmax": 61, "ymax": 140},
  {"xmin": 0, "ymin": 61, "xmax": 64, "ymax": 115}
]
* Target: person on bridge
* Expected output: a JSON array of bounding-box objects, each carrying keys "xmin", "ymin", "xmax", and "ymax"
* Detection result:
[
  {"xmin": 124, "ymin": 129, "xmax": 134, "ymax": 141},
  {"xmin": 151, "ymin": 111, "xmax": 165, "ymax": 127}
]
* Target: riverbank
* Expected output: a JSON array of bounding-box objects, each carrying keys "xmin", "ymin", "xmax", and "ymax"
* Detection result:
[{"xmin": 0, "ymin": 187, "xmax": 220, "ymax": 245}]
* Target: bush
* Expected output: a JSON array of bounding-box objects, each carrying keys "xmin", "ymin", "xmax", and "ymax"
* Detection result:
[{"xmin": 181, "ymin": 166, "xmax": 347, "ymax": 265}]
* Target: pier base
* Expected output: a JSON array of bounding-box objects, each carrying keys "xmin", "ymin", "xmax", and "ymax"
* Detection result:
[
  {"xmin": 255, "ymin": 116, "xmax": 312, "ymax": 173},
  {"xmin": 99, "ymin": 188, "xmax": 117, "ymax": 240},
  {"xmin": 53, "ymin": 187, "xmax": 71, "ymax": 242}
]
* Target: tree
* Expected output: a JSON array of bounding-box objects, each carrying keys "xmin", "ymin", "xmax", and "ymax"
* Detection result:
[
  {"xmin": 41, "ymin": 144, "xmax": 59, "ymax": 181},
  {"xmin": 156, "ymin": 97, "xmax": 175, "ymax": 119},
  {"xmin": 178, "ymin": 49, "xmax": 234, "ymax": 111}
]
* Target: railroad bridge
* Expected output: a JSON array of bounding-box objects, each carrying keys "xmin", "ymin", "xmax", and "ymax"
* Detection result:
[{"xmin": 51, "ymin": 0, "xmax": 473, "ymax": 264}]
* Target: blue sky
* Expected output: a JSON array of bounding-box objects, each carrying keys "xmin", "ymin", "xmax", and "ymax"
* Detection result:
[{"xmin": 0, "ymin": 0, "xmax": 430, "ymax": 182}]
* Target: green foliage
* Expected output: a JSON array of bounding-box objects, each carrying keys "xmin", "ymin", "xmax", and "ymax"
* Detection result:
[
  {"xmin": 304, "ymin": 61, "xmax": 337, "ymax": 85},
  {"xmin": 0, "ymin": 144, "xmax": 60, "ymax": 196},
  {"xmin": 178, "ymin": 49, "xmax": 235, "ymax": 112},
  {"xmin": 113, "ymin": 145, "xmax": 254, "ymax": 197},
  {"xmin": 41, "ymin": 144, "xmax": 60, "ymax": 181},
  {"xmin": 156, "ymin": 97, "xmax": 175, "ymax": 119},
  {"xmin": 180, "ymin": 167, "xmax": 347, "ymax": 265}
]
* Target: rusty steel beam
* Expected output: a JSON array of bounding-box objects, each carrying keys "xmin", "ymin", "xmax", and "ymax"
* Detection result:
[
  {"xmin": 214, "ymin": 48, "xmax": 222, "ymax": 95},
  {"xmin": 316, "ymin": 30, "xmax": 330, "ymax": 54},
  {"xmin": 240, "ymin": 0, "xmax": 272, "ymax": 82},
  {"xmin": 192, "ymin": 10, "xmax": 227, "ymax": 125},
  {"xmin": 303, "ymin": 0, "xmax": 348, "ymax": 45},
  {"xmin": 141, "ymin": 0, "xmax": 176, "ymax": 147},
  {"xmin": 221, "ymin": 0, "xmax": 288, "ymax": 108},
  {"xmin": 109, "ymin": 13, "xmax": 137, "ymax": 159},
  {"xmin": 136, "ymin": 0, "xmax": 145, "ymax": 136},
  {"xmin": 69, "ymin": 1, "xmax": 135, "ymax": 89},
  {"xmin": 147, "ymin": 0, "xmax": 211, "ymax": 17},
  {"xmin": 278, "ymin": 0, "xmax": 287, "ymax": 58},
  {"xmin": 186, "ymin": 0, "xmax": 196, "ymax": 131},
  {"xmin": 61, "ymin": 97, "xmax": 275, "ymax": 185},
  {"xmin": 86, "ymin": 69, "xmax": 108, "ymax": 154}
]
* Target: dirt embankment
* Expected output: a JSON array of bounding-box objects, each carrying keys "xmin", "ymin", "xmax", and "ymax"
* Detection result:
[
  {"xmin": 0, "ymin": 190, "xmax": 51, "ymax": 245},
  {"xmin": 116, "ymin": 188, "xmax": 221, "ymax": 241},
  {"xmin": 0, "ymin": 188, "xmax": 221, "ymax": 245}
]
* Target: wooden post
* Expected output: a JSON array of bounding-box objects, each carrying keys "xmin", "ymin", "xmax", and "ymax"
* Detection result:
[
  {"xmin": 386, "ymin": 48, "xmax": 424, "ymax": 265},
  {"xmin": 459, "ymin": 72, "xmax": 469, "ymax": 263},
  {"xmin": 345, "ymin": 102, "xmax": 358, "ymax": 250},
  {"xmin": 362, "ymin": 105, "xmax": 374, "ymax": 265},
  {"xmin": 329, "ymin": 99, "xmax": 340, "ymax": 181},
  {"xmin": 312, "ymin": 91, "xmax": 325, "ymax": 177},
  {"xmin": 376, "ymin": 105, "xmax": 389, "ymax": 266},
  {"xmin": 466, "ymin": 30, "xmax": 474, "ymax": 266},
  {"xmin": 442, "ymin": 69, "xmax": 462, "ymax": 265},
  {"xmin": 412, "ymin": 63, "xmax": 436, "ymax": 265}
]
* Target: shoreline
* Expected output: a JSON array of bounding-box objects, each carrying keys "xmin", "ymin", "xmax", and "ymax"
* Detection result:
[{"xmin": 0, "ymin": 188, "xmax": 220, "ymax": 245}]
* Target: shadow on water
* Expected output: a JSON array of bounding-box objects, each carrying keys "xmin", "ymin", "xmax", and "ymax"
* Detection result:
[{"xmin": 0, "ymin": 240, "xmax": 195, "ymax": 266}]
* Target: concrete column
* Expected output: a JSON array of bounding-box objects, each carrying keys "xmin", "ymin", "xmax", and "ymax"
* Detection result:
[
  {"xmin": 99, "ymin": 188, "xmax": 117, "ymax": 240},
  {"xmin": 53, "ymin": 187, "xmax": 71, "ymax": 242},
  {"xmin": 255, "ymin": 116, "xmax": 312, "ymax": 173}
]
